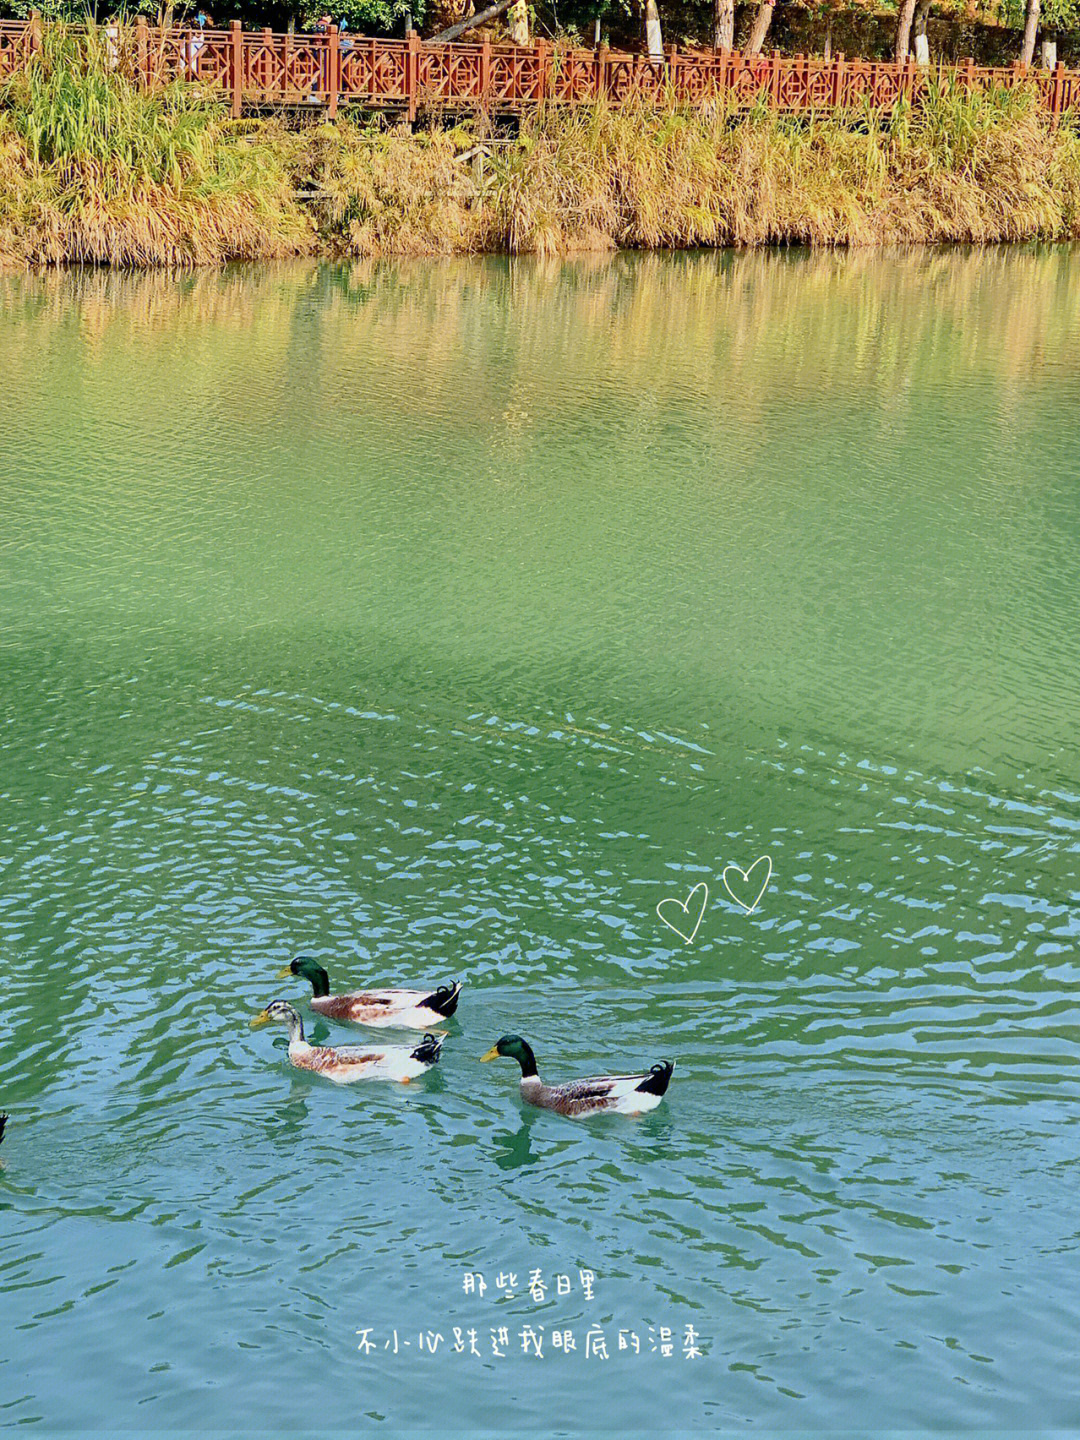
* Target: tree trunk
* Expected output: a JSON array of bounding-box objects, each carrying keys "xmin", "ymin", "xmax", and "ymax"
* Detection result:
[
  {"xmin": 894, "ymin": 0, "xmax": 916, "ymax": 62},
  {"xmin": 1020, "ymin": 0, "xmax": 1039, "ymax": 66},
  {"xmin": 508, "ymin": 0, "xmax": 528, "ymax": 43},
  {"xmin": 644, "ymin": 0, "xmax": 663, "ymax": 61},
  {"xmin": 1041, "ymin": 31, "xmax": 1057, "ymax": 68},
  {"xmin": 426, "ymin": 0, "xmax": 511, "ymax": 42},
  {"xmin": 823, "ymin": 22, "xmax": 832, "ymax": 60},
  {"xmin": 713, "ymin": 0, "xmax": 734, "ymax": 50},
  {"xmin": 913, "ymin": 0, "xmax": 930, "ymax": 64},
  {"xmin": 745, "ymin": 1, "xmax": 774, "ymax": 57}
]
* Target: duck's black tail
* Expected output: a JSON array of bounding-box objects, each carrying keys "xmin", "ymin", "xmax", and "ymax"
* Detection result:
[
  {"xmin": 411, "ymin": 1033, "xmax": 445, "ymax": 1065},
  {"xmin": 422, "ymin": 982, "xmax": 462, "ymax": 1018},
  {"xmin": 0, "ymin": 1113, "xmax": 7, "ymax": 1146},
  {"xmin": 636, "ymin": 1061, "xmax": 675, "ymax": 1097}
]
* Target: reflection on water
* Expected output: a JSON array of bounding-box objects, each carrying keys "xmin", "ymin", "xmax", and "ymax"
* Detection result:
[
  {"xmin": 492, "ymin": 1118, "xmax": 542, "ymax": 1170},
  {"xmin": 1, "ymin": 249, "xmax": 1079, "ymax": 1432}
]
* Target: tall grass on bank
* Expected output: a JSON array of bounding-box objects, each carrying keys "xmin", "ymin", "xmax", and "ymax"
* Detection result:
[
  {"xmin": 0, "ymin": 24, "xmax": 309, "ymax": 265},
  {"xmin": 2, "ymin": 36, "xmax": 1079, "ymax": 265},
  {"xmin": 300, "ymin": 85, "xmax": 1080, "ymax": 256}
]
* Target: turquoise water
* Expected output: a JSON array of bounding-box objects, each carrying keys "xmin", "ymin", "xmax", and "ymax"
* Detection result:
[{"xmin": 1, "ymin": 249, "xmax": 1079, "ymax": 1433}]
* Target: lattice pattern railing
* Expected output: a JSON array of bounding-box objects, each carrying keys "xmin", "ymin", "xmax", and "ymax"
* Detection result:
[{"xmin": 1, "ymin": 20, "xmax": 1078, "ymax": 122}]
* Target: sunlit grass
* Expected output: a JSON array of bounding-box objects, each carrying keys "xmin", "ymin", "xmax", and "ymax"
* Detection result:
[
  {"xmin": 2, "ymin": 31, "xmax": 1078, "ymax": 265},
  {"xmin": 0, "ymin": 23, "xmax": 311, "ymax": 265},
  {"xmin": 298, "ymin": 85, "xmax": 1080, "ymax": 256}
]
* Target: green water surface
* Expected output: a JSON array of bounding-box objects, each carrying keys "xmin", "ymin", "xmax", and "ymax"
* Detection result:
[{"xmin": 1, "ymin": 249, "xmax": 1079, "ymax": 1434}]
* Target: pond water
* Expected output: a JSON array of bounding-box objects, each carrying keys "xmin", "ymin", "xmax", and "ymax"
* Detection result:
[{"xmin": 1, "ymin": 249, "xmax": 1079, "ymax": 1435}]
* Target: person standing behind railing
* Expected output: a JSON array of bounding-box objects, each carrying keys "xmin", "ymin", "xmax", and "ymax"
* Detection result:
[
  {"xmin": 183, "ymin": 10, "xmax": 212, "ymax": 80},
  {"xmin": 307, "ymin": 14, "xmax": 332, "ymax": 102}
]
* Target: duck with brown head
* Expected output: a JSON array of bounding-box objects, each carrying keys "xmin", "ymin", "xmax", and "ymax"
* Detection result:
[{"xmin": 251, "ymin": 1000, "xmax": 445, "ymax": 1084}]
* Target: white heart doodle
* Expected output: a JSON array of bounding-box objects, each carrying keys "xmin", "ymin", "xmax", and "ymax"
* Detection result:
[
  {"xmin": 656, "ymin": 882, "xmax": 709, "ymax": 946},
  {"xmin": 721, "ymin": 856, "xmax": 772, "ymax": 914}
]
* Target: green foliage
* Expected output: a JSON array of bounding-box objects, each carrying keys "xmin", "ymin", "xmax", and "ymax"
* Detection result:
[
  {"xmin": 2, "ymin": 1, "xmax": 192, "ymax": 20},
  {"xmin": 0, "ymin": 0, "xmax": 423, "ymax": 27},
  {"xmin": 298, "ymin": 0, "xmax": 424, "ymax": 32},
  {"xmin": 2, "ymin": 0, "xmax": 1080, "ymax": 40},
  {"xmin": 995, "ymin": 0, "xmax": 1080, "ymax": 29}
]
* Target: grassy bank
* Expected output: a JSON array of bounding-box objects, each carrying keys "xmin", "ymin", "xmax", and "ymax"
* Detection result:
[{"xmin": 2, "ymin": 29, "xmax": 1080, "ymax": 265}]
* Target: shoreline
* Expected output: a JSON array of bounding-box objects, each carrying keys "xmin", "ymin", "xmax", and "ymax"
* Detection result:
[{"xmin": 2, "ymin": 38, "xmax": 1079, "ymax": 267}]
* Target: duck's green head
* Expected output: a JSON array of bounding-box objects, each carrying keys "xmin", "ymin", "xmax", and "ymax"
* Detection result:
[
  {"xmin": 277, "ymin": 955, "xmax": 330, "ymax": 998},
  {"xmin": 480, "ymin": 1035, "xmax": 538, "ymax": 1078}
]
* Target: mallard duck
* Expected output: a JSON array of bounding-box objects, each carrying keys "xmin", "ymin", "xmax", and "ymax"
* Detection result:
[
  {"xmin": 251, "ymin": 1000, "xmax": 444, "ymax": 1084},
  {"xmin": 278, "ymin": 955, "xmax": 461, "ymax": 1030},
  {"xmin": 0, "ymin": 1113, "xmax": 7, "ymax": 1146},
  {"xmin": 480, "ymin": 1035, "xmax": 674, "ymax": 1117}
]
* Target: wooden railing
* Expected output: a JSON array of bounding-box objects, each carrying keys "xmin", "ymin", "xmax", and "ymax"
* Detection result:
[{"xmin": 2, "ymin": 17, "xmax": 1078, "ymax": 121}]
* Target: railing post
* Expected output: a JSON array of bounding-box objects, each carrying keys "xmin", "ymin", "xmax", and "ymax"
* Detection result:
[
  {"xmin": 480, "ymin": 35, "xmax": 490, "ymax": 105},
  {"xmin": 770, "ymin": 50, "xmax": 781, "ymax": 106},
  {"xmin": 963, "ymin": 54, "xmax": 974, "ymax": 94},
  {"xmin": 834, "ymin": 52, "xmax": 844, "ymax": 108},
  {"xmin": 136, "ymin": 14, "xmax": 148, "ymax": 87},
  {"xmin": 28, "ymin": 10, "xmax": 42, "ymax": 56},
  {"xmin": 230, "ymin": 19, "xmax": 243, "ymax": 118},
  {"xmin": 261, "ymin": 27, "xmax": 272, "ymax": 97},
  {"xmin": 536, "ymin": 37, "xmax": 549, "ymax": 100},
  {"xmin": 597, "ymin": 39, "xmax": 607, "ymax": 103},
  {"xmin": 1052, "ymin": 59, "xmax": 1065, "ymax": 119},
  {"xmin": 406, "ymin": 28, "xmax": 418, "ymax": 124},
  {"xmin": 328, "ymin": 24, "xmax": 339, "ymax": 116}
]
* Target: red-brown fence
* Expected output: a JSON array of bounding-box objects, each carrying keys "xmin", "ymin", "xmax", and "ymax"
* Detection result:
[{"xmin": 2, "ymin": 17, "xmax": 1078, "ymax": 121}]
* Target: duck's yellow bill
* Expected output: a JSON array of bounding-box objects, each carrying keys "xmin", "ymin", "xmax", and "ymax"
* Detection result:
[
  {"xmin": 276, "ymin": 966, "xmax": 294, "ymax": 979},
  {"xmin": 479, "ymin": 1045, "xmax": 500, "ymax": 1062},
  {"xmin": 250, "ymin": 1010, "xmax": 271, "ymax": 1028}
]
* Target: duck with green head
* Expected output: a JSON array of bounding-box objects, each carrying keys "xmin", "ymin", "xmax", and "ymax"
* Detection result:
[
  {"xmin": 278, "ymin": 955, "xmax": 462, "ymax": 1030},
  {"xmin": 251, "ymin": 1000, "xmax": 444, "ymax": 1084},
  {"xmin": 480, "ymin": 1035, "xmax": 674, "ymax": 1117}
]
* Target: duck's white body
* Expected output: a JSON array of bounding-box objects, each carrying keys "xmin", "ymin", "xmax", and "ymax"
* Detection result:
[
  {"xmin": 482, "ymin": 1038, "xmax": 675, "ymax": 1118},
  {"xmin": 520, "ymin": 1069, "xmax": 672, "ymax": 1117},
  {"xmin": 288, "ymin": 1037, "xmax": 441, "ymax": 1084},
  {"xmin": 283, "ymin": 959, "xmax": 461, "ymax": 1031},
  {"xmin": 312, "ymin": 988, "xmax": 457, "ymax": 1030},
  {"xmin": 252, "ymin": 1002, "xmax": 444, "ymax": 1085}
]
